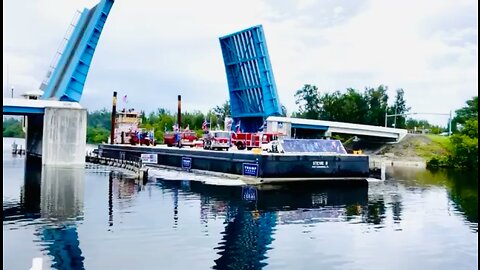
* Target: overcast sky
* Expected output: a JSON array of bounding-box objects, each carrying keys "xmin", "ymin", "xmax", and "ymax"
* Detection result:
[{"xmin": 3, "ymin": 0, "xmax": 478, "ymax": 126}]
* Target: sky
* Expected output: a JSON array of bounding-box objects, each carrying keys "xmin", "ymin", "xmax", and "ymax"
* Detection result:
[{"xmin": 3, "ymin": 0, "xmax": 478, "ymax": 126}]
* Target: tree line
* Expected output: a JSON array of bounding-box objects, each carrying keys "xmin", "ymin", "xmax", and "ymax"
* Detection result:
[
  {"xmin": 86, "ymin": 101, "xmax": 232, "ymax": 144},
  {"xmin": 292, "ymin": 84, "xmax": 452, "ymax": 132},
  {"xmin": 293, "ymin": 84, "xmax": 413, "ymax": 128},
  {"xmin": 3, "ymin": 118, "xmax": 25, "ymax": 138}
]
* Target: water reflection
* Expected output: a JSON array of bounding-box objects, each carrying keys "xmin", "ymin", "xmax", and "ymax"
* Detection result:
[
  {"xmin": 157, "ymin": 180, "xmax": 370, "ymax": 269},
  {"xmin": 40, "ymin": 166, "xmax": 84, "ymax": 221},
  {"xmin": 365, "ymin": 198, "xmax": 386, "ymax": 226},
  {"xmin": 21, "ymin": 158, "xmax": 42, "ymax": 215},
  {"xmin": 389, "ymin": 167, "xmax": 478, "ymax": 230},
  {"xmin": 4, "ymin": 158, "xmax": 42, "ymax": 222},
  {"xmin": 390, "ymin": 194, "xmax": 403, "ymax": 224},
  {"xmin": 38, "ymin": 166, "xmax": 85, "ymax": 269},
  {"xmin": 4, "ymin": 137, "xmax": 478, "ymax": 270},
  {"xmin": 3, "ymin": 158, "xmax": 86, "ymax": 270},
  {"xmin": 107, "ymin": 171, "xmax": 147, "ymax": 228}
]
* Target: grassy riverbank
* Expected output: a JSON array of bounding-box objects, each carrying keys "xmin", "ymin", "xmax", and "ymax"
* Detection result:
[
  {"xmin": 375, "ymin": 134, "xmax": 451, "ymax": 162},
  {"xmin": 373, "ymin": 133, "xmax": 477, "ymax": 171},
  {"xmin": 416, "ymin": 134, "xmax": 452, "ymax": 160}
]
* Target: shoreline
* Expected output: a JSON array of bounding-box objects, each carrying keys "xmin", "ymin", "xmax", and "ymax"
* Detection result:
[{"xmin": 369, "ymin": 155, "xmax": 426, "ymax": 169}]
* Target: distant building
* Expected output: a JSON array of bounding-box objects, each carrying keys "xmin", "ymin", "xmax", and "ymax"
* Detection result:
[{"xmin": 21, "ymin": 90, "xmax": 44, "ymax": 100}]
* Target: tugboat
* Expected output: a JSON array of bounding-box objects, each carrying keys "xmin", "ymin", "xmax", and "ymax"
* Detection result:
[{"xmin": 113, "ymin": 108, "xmax": 156, "ymax": 146}]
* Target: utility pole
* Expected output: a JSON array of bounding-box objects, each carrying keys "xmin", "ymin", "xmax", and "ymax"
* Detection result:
[
  {"xmin": 110, "ymin": 91, "xmax": 117, "ymax": 144},
  {"xmin": 177, "ymin": 95, "xmax": 182, "ymax": 129},
  {"xmin": 448, "ymin": 110, "xmax": 452, "ymax": 136},
  {"xmin": 385, "ymin": 111, "xmax": 388, "ymax": 127},
  {"xmin": 393, "ymin": 104, "xmax": 397, "ymax": 128}
]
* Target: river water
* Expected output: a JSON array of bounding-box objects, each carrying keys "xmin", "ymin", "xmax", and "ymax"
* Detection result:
[{"xmin": 2, "ymin": 138, "xmax": 478, "ymax": 270}]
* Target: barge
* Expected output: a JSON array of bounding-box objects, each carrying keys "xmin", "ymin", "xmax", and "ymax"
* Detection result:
[{"xmin": 96, "ymin": 139, "xmax": 370, "ymax": 184}]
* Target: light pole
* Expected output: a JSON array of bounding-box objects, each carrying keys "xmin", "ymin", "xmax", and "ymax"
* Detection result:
[
  {"xmin": 393, "ymin": 104, "xmax": 398, "ymax": 128},
  {"xmin": 448, "ymin": 111, "xmax": 452, "ymax": 136},
  {"xmin": 385, "ymin": 112, "xmax": 406, "ymax": 127},
  {"xmin": 385, "ymin": 111, "xmax": 387, "ymax": 127}
]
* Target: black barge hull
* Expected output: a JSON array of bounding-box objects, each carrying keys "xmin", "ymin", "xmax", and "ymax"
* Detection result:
[{"xmin": 97, "ymin": 145, "xmax": 370, "ymax": 182}]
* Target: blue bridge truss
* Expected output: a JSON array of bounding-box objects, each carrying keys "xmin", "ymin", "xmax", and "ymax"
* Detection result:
[
  {"xmin": 219, "ymin": 25, "xmax": 282, "ymax": 132},
  {"xmin": 41, "ymin": 0, "xmax": 114, "ymax": 102}
]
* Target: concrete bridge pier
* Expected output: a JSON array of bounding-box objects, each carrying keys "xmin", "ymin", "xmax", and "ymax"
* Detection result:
[{"xmin": 26, "ymin": 107, "xmax": 87, "ymax": 167}]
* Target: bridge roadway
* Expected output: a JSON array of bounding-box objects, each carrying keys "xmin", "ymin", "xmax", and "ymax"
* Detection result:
[
  {"xmin": 3, "ymin": 98, "xmax": 83, "ymax": 115},
  {"xmin": 266, "ymin": 116, "xmax": 408, "ymax": 142},
  {"xmin": 3, "ymin": 98, "xmax": 87, "ymax": 166}
]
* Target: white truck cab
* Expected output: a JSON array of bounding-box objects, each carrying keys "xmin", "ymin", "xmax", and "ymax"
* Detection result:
[{"xmin": 203, "ymin": 130, "xmax": 231, "ymax": 151}]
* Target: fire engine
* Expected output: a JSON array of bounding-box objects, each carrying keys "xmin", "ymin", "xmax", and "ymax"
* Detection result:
[
  {"xmin": 203, "ymin": 130, "xmax": 231, "ymax": 151},
  {"xmin": 231, "ymin": 132, "xmax": 281, "ymax": 150},
  {"xmin": 164, "ymin": 131, "xmax": 198, "ymax": 147},
  {"xmin": 129, "ymin": 130, "xmax": 156, "ymax": 146}
]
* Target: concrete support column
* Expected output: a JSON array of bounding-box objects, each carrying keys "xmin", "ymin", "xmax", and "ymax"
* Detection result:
[
  {"xmin": 26, "ymin": 115, "xmax": 44, "ymax": 158},
  {"xmin": 42, "ymin": 107, "xmax": 87, "ymax": 166}
]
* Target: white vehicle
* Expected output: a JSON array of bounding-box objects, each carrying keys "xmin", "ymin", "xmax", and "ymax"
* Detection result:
[
  {"xmin": 203, "ymin": 130, "xmax": 231, "ymax": 151},
  {"xmin": 263, "ymin": 140, "xmax": 284, "ymax": 153}
]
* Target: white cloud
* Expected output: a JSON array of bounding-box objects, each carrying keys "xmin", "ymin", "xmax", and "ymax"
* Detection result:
[
  {"xmin": 333, "ymin": 6, "xmax": 343, "ymax": 18},
  {"xmin": 296, "ymin": 0, "xmax": 316, "ymax": 11},
  {"xmin": 3, "ymin": 0, "xmax": 477, "ymax": 126}
]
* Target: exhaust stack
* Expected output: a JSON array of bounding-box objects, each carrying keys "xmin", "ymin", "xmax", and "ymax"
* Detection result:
[
  {"xmin": 177, "ymin": 95, "xmax": 181, "ymax": 129},
  {"xmin": 110, "ymin": 91, "xmax": 117, "ymax": 144}
]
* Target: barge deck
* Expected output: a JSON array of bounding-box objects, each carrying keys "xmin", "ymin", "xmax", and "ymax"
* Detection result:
[{"xmin": 97, "ymin": 139, "xmax": 370, "ymax": 184}]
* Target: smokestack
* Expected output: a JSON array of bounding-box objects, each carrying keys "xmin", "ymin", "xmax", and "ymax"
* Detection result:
[
  {"xmin": 110, "ymin": 91, "xmax": 117, "ymax": 144},
  {"xmin": 177, "ymin": 95, "xmax": 182, "ymax": 129}
]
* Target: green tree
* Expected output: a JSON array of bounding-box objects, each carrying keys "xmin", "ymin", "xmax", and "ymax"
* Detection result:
[
  {"xmin": 281, "ymin": 104, "xmax": 288, "ymax": 117},
  {"xmin": 387, "ymin": 88, "xmax": 410, "ymax": 128},
  {"xmin": 318, "ymin": 91, "xmax": 343, "ymax": 121},
  {"xmin": 213, "ymin": 100, "xmax": 231, "ymax": 121},
  {"xmin": 449, "ymin": 132, "xmax": 478, "ymax": 169},
  {"xmin": 87, "ymin": 109, "xmax": 111, "ymax": 129},
  {"xmin": 406, "ymin": 119, "xmax": 430, "ymax": 130},
  {"xmin": 454, "ymin": 96, "xmax": 478, "ymax": 125},
  {"xmin": 428, "ymin": 97, "xmax": 478, "ymax": 169},
  {"xmin": 337, "ymin": 88, "xmax": 369, "ymax": 124},
  {"xmin": 452, "ymin": 96, "xmax": 478, "ymax": 132},
  {"xmin": 3, "ymin": 118, "xmax": 25, "ymax": 138},
  {"xmin": 365, "ymin": 85, "xmax": 389, "ymax": 126},
  {"xmin": 86, "ymin": 127, "xmax": 110, "ymax": 144},
  {"xmin": 294, "ymin": 84, "xmax": 321, "ymax": 119}
]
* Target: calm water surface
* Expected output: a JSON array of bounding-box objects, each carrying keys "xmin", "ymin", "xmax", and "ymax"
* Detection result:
[{"xmin": 2, "ymin": 138, "xmax": 478, "ymax": 270}]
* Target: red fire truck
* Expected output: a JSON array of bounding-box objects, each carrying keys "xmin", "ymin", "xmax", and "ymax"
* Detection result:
[
  {"xmin": 164, "ymin": 131, "xmax": 198, "ymax": 147},
  {"xmin": 129, "ymin": 130, "xmax": 156, "ymax": 146},
  {"xmin": 231, "ymin": 132, "xmax": 280, "ymax": 150},
  {"xmin": 203, "ymin": 130, "xmax": 231, "ymax": 151}
]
